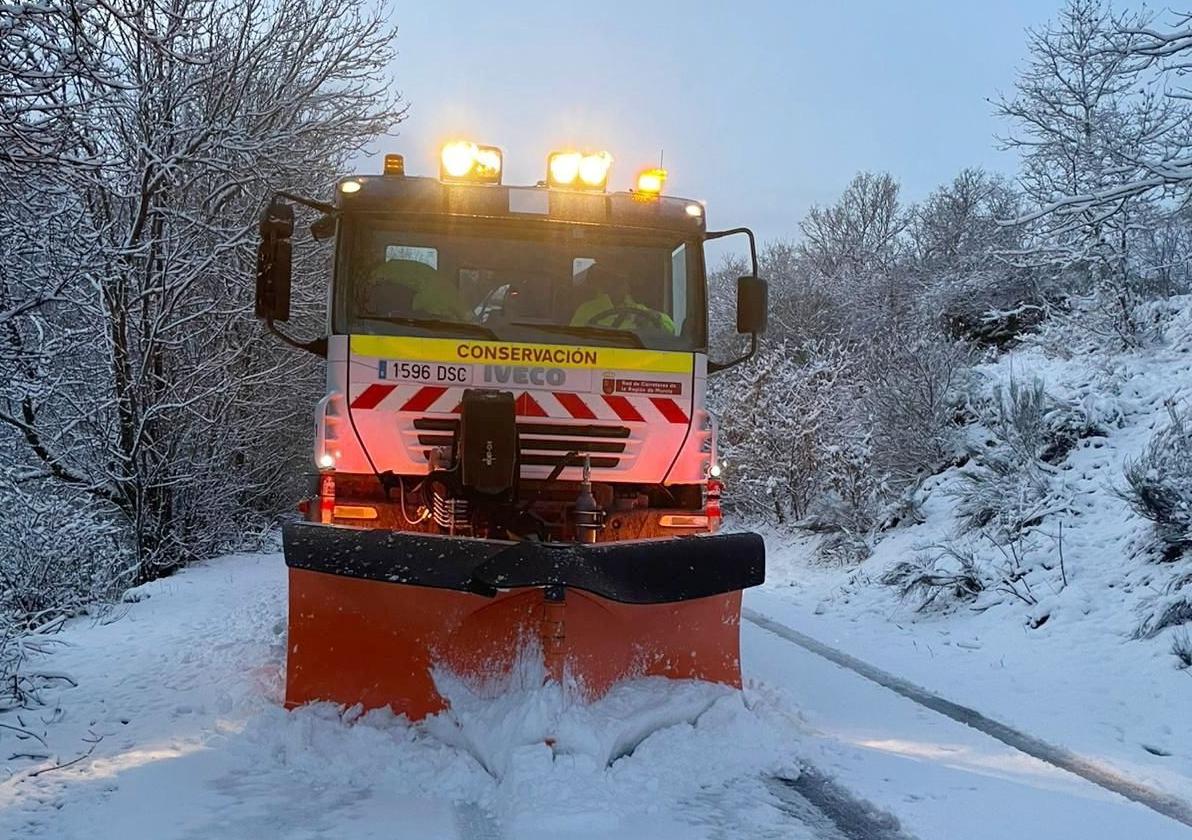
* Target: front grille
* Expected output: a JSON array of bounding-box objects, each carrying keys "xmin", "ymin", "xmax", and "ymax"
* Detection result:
[
  {"xmin": 520, "ymin": 454, "xmax": 620, "ymax": 469},
  {"xmin": 409, "ymin": 418, "xmax": 633, "ymax": 469}
]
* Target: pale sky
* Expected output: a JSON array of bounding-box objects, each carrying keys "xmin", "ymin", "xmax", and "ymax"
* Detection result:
[{"xmin": 368, "ymin": 0, "xmax": 1147, "ymax": 245}]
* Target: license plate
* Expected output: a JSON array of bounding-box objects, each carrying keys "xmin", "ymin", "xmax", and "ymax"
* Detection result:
[{"xmin": 386, "ymin": 361, "xmax": 472, "ymax": 385}]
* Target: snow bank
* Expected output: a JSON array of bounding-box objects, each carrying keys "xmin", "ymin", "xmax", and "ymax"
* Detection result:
[{"xmin": 755, "ymin": 296, "xmax": 1192, "ymax": 801}]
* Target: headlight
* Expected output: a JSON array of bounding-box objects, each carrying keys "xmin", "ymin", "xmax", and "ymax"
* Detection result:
[
  {"xmin": 548, "ymin": 150, "xmax": 612, "ymax": 190},
  {"xmin": 440, "ymin": 140, "xmax": 503, "ymax": 183},
  {"xmin": 548, "ymin": 151, "xmax": 581, "ymax": 185},
  {"xmin": 578, "ymin": 151, "xmax": 613, "ymax": 187},
  {"xmin": 474, "ymin": 147, "xmax": 503, "ymax": 177},
  {"xmin": 441, "ymin": 141, "xmax": 477, "ymax": 178}
]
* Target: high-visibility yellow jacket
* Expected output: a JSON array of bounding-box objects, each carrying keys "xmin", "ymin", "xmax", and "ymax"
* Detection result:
[
  {"xmin": 368, "ymin": 260, "xmax": 467, "ymax": 320},
  {"xmin": 570, "ymin": 293, "xmax": 676, "ymax": 334}
]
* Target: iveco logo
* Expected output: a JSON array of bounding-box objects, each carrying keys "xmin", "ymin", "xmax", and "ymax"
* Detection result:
[
  {"xmin": 484, "ymin": 440, "xmax": 494, "ymax": 466},
  {"xmin": 483, "ymin": 365, "xmax": 566, "ymax": 387}
]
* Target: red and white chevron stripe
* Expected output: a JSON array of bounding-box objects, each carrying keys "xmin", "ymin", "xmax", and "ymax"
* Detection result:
[{"xmin": 349, "ymin": 384, "xmax": 689, "ymax": 425}]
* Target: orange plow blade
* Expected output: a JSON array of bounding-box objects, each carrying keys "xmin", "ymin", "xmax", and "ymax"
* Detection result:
[{"xmin": 281, "ymin": 523, "xmax": 764, "ymax": 719}]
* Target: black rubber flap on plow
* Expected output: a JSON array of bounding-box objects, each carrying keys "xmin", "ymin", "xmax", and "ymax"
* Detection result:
[{"xmin": 283, "ymin": 522, "xmax": 765, "ymax": 604}]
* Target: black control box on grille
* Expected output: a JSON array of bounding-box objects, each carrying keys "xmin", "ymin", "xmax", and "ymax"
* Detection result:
[{"xmin": 459, "ymin": 389, "xmax": 518, "ymax": 495}]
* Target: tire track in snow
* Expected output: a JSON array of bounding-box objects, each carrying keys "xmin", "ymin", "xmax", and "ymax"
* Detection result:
[
  {"xmin": 743, "ymin": 608, "xmax": 1192, "ymax": 830},
  {"xmin": 765, "ymin": 769, "xmax": 918, "ymax": 840}
]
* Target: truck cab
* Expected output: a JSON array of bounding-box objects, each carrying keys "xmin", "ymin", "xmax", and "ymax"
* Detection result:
[
  {"xmin": 255, "ymin": 142, "xmax": 767, "ymax": 719},
  {"xmin": 260, "ymin": 143, "xmax": 766, "ymax": 544}
]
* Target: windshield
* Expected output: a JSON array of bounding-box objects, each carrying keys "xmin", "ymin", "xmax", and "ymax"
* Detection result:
[{"xmin": 333, "ymin": 216, "xmax": 706, "ymax": 351}]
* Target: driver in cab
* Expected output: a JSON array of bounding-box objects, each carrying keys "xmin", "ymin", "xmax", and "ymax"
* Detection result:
[{"xmin": 570, "ymin": 263, "xmax": 675, "ymax": 334}]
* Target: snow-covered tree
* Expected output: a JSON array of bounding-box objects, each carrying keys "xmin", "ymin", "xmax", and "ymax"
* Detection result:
[
  {"xmin": 1011, "ymin": 8, "xmax": 1192, "ymax": 214},
  {"xmin": 800, "ymin": 172, "xmax": 905, "ymax": 280},
  {"xmin": 0, "ymin": 0, "xmax": 404, "ymax": 592},
  {"xmin": 907, "ymin": 170, "xmax": 1046, "ymax": 344},
  {"xmin": 996, "ymin": 0, "xmax": 1192, "ymax": 345}
]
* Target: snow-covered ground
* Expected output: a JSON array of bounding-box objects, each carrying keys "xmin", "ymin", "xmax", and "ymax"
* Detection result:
[
  {"xmin": 0, "ymin": 555, "xmax": 803, "ymax": 840},
  {"xmin": 1, "ymin": 550, "xmax": 1188, "ymax": 839}
]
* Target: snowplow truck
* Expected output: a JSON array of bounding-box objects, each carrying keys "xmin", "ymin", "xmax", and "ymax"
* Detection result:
[{"xmin": 255, "ymin": 143, "xmax": 767, "ymax": 720}]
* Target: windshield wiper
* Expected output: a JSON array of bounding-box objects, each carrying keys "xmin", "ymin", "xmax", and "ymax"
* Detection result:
[
  {"xmin": 508, "ymin": 321, "xmax": 645, "ymax": 348},
  {"xmin": 356, "ymin": 315, "xmax": 499, "ymax": 340}
]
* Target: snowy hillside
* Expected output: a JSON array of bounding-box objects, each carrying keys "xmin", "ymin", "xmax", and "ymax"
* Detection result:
[{"xmin": 759, "ymin": 295, "xmax": 1192, "ymax": 805}]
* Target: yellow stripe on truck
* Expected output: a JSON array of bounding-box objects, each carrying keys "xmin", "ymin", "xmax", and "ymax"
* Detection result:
[{"xmin": 350, "ymin": 335, "xmax": 694, "ymax": 374}]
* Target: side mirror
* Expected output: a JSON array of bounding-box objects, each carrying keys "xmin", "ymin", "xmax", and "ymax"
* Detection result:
[
  {"xmin": 255, "ymin": 199, "xmax": 294, "ymax": 322},
  {"xmin": 310, "ymin": 213, "xmax": 336, "ymax": 242},
  {"xmin": 736, "ymin": 275, "xmax": 768, "ymax": 334},
  {"xmin": 704, "ymin": 226, "xmax": 766, "ymax": 374}
]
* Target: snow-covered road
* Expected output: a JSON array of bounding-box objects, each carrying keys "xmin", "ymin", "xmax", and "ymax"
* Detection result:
[
  {"xmin": 741, "ymin": 599, "xmax": 1190, "ymax": 839},
  {"xmin": 744, "ymin": 604, "xmax": 1192, "ymax": 829},
  {"xmin": 0, "ymin": 553, "xmax": 1187, "ymax": 839}
]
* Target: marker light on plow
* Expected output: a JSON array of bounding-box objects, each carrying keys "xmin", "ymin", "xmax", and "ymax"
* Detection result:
[{"xmin": 318, "ymin": 473, "xmax": 335, "ymax": 525}]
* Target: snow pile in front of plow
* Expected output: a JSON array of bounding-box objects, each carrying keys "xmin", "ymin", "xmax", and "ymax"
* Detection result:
[
  {"xmin": 416, "ymin": 653, "xmax": 801, "ymax": 835},
  {"xmin": 426, "ymin": 645, "xmax": 736, "ymax": 773},
  {"xmin": 257, "ymin": 672, "xmax": 802, "ymax": 838}
]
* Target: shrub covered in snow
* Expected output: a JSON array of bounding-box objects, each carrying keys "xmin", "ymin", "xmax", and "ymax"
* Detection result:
[
  {"xmin": 1122, "ymin": 404, "xmax": 1192, "ymax": 560},
  {"xmin": 0, "ymin": 480, "xmax": 132, "ymax": 631},
  {"xmin": 860, "ymin": 328, "xmax": 971, "ymax": 492},
  {"xmin": 1172, "ymin": 630, "xmax": 1192, "ymax": 670},
  {"xmin": 881, "ymin": 545, "xmax": 986, "ymax": 611},
  {"xmin": 712, "ymin": 338, "xmax": 855, "ymax": 526},
  {"xmin": 952, "ymin": 379, "xmax": 1101, "ymax": 538},
  {"xmin": 711, "ymin": 323, "xmax": 968, "ymax": 564}
]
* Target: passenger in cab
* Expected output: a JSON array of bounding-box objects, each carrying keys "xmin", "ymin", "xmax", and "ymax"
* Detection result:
[{"xmin": 362, "ymin": 258, "xmax": 467, "ymax": 321}]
